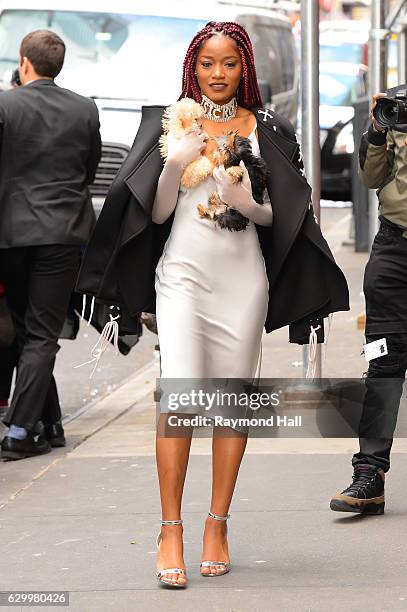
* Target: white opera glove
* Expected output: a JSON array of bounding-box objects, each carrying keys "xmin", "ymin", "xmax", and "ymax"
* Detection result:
[
  {"xmin": 166, "ymin": 130, "xmax": 207, "ymax": 170},
  {"xmin": 152, "ymin": 131, "xmax": 207, "ymax": 224},
  {"xmin": 213, "ymin": 161, "xmax": 273, "ymax": 226}
]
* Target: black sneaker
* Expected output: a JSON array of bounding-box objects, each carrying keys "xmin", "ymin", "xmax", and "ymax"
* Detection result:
[
  {"xmin": 330, "ymin": 465, "xmax": 385, "ymax": 514},
  {"xmin": 1, "ymin": 434, "xmax": 51, "ymax": 460}
]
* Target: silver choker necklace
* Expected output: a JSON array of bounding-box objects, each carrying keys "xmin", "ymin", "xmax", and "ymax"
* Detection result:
[{"xmin": 201, "ymin": 94, "xmax": 237, "ymax": 123}]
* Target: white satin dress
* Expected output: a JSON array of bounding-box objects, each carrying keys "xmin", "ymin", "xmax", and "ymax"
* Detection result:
[{"xmin": 155, "ymin": 126, "xmax": 269, "ymax": 424}]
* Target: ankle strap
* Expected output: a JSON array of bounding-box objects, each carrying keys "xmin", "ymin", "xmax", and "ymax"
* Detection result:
[
  {"xmin": 160, "ymin": 519, "xmax": 183, "ymax": 525},
  {"xmin": 208, "ymin": 511, "xmax": 230, "ymax": 521}
]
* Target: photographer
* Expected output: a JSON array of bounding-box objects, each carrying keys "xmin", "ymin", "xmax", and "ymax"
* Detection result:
[{"xmin": 330, "ymin": 85, "xmax": 407, "ymax": 515}]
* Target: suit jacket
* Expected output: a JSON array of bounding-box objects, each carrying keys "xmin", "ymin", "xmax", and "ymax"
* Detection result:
[
  {"xmin": 0, "ymin": 79, "xmax": 101, "ymax": 248},
  {"xmin": 76, "ymin": 105, "xmax": 349, "ymax": 338}
]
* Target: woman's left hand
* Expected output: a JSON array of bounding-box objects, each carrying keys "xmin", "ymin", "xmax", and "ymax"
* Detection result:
[{"xmin": 213, "ymin": 161, "xmax": 256, "ymax": 217}]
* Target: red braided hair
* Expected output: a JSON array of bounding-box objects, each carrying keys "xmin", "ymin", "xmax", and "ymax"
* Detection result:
[{"xmin": 179, "ymin": 21, "xmax": 263, "ymax": 108}]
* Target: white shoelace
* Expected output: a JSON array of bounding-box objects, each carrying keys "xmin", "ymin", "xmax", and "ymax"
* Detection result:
[
  {"xmin": 306, "ymin": 324, "xmax": 321, "ymax": 379},
  {"xmin": 74, "ymin": 314, "xmax": 120, "ymax": 378},
  {"xmin": 80, "ymin": 294, "xmax": 95, "ymax": 327},
  {"xmin": 76, "ymin": 296, "xmax": 119, "ymax": 378},
  {"xmin": 306, "ymin": 314, "xmax": 334, "ymax": 379}
]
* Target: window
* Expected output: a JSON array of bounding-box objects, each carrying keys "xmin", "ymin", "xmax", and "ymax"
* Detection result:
[
  {"xmin": 277, "ymin": 29, "xmax": 295, "ymax": 92},
  {"xmin": 0, "ymin": 10, "xmax": 206, "ymax": 101},
  {"xmin": 251, "ymin": 23, "xmax": 282, "ymax": 95},
  {"xmin": 251, "ymin": 23, "xmax": 294, "ymax": 95}
]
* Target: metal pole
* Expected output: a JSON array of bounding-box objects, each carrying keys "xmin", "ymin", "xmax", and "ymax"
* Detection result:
[
  {"xmin": 385, "ymin": 0, "xmax": 407, "ymax": 30},
  {"xmin": 368, "ymin": 0, "xmax": 388, "ymax": 247},
  {"xmin": 300, "ymin": 1, "xmax": 321, "ymax": 214},
  {"xmin": 397, "ymin": 25, "xmax": 407, "ymax": 85},
  {"xmin": 300, "ymin": 0, "xmax": 321, "ymax": 378}
]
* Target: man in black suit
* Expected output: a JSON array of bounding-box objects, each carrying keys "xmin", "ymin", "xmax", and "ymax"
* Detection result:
[{"xmin": 0, "ymin": 30, "xmax": 101, "ymax": 459}]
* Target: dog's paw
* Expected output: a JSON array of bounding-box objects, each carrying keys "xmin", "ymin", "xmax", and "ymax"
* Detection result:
[
  {"xmin": 226, "ymin": 166, "xmax": 244, "ymax": 183},
  {"xmin": 208, "ymin": 193, "xmax": 228, "ymax": 217},
  {"xmin": 208, "ymin": 192, "xmax": 222, "ymax": 207},
  {"xmin": 197, "ymin": 204, "xmax": 211, "ymax": 219}
]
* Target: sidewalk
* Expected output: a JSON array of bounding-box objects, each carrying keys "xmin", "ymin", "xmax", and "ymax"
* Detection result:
[{"xmin": 2, "ymin": 220, "xmax": 407, "ymax": 611}]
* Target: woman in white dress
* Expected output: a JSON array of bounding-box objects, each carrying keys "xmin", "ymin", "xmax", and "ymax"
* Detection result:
[{"xmin": 153, "ymin": 22, "xmax": 274, "ymax": 588}]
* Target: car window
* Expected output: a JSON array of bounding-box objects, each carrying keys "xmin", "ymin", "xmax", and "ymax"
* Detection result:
[
  {"xmin": 0, "ymin": 10, "xmax": 207, "ymax": 101},
  {"xmin": 277, "ymin": 29, "xmax": 295, "ymax": 92},
  {"xmin": 251, "ymin": 23, "xmax": 283, "ymax": 95}
]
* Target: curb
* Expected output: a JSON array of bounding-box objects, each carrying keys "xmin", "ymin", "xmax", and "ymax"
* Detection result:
[{"xmin": 64, "ymin": 358, "xmax": 158, "ymax": 443}]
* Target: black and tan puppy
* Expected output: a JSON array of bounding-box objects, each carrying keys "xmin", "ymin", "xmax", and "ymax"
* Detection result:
[{"xmin": 197, "ymin": 131, "xmax": 268, "ymax": 231}]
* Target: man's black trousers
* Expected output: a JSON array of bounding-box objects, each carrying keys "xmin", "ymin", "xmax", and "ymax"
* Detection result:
[
  {"xmin": 353, "ymin": 217, "xmax": 407, "ymax": 472},
  {"xmin": 0, "ymin": 245, "xmax": 80, "ymax": 432}
]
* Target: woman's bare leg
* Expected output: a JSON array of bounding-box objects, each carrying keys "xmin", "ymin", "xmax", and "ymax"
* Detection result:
[
  {"xmin": 155, "ymin": 414, "xmax": 193, "ymax": 585},
  {"xmin": 201, "ymin": 426, "xmax": 248, "ymax": 575}
]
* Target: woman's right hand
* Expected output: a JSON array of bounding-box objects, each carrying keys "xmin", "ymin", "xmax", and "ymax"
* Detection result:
[
  {"xmin": 166, "ymin": 130, "xmax": 207, "ymax": 169},
  {"xmin": 370, "ymin": 92, "xmax": 388, "ymax": 132}
]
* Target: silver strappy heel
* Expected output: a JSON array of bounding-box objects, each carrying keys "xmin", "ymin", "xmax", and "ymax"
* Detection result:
[
  {"xmin": 156, "ymin": 519, "xmax": 187, "ymax": 588},
  {"xmin": 200, "ymin": 511, "xmax": 231, "ymax": 577}
]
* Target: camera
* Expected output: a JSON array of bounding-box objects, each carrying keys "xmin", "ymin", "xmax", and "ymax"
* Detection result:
[
  {"xmin": 11, "ymin": 68, "xmax": 21, "ymax": 88},
  {"xmin": 373, "ymin": 90, "xmax": 407, "ymax": 129}
]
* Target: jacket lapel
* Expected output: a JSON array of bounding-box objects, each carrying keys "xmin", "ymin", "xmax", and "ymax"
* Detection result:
[
  {"xmin": 254, "ymin": 108, "xmax": 299, "ymax": 161},
  {"xmin": 124, "ymin": 144, "xmax": 163, "ymax": 217},
  {"xmin": 124, "ymin": 106, "xmax": 165, "ymax": 214}
]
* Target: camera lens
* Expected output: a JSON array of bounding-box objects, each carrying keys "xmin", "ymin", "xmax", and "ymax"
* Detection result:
[{"xmin": 373, "ymin": 98, "xmax": 398, "ymax": 128}]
